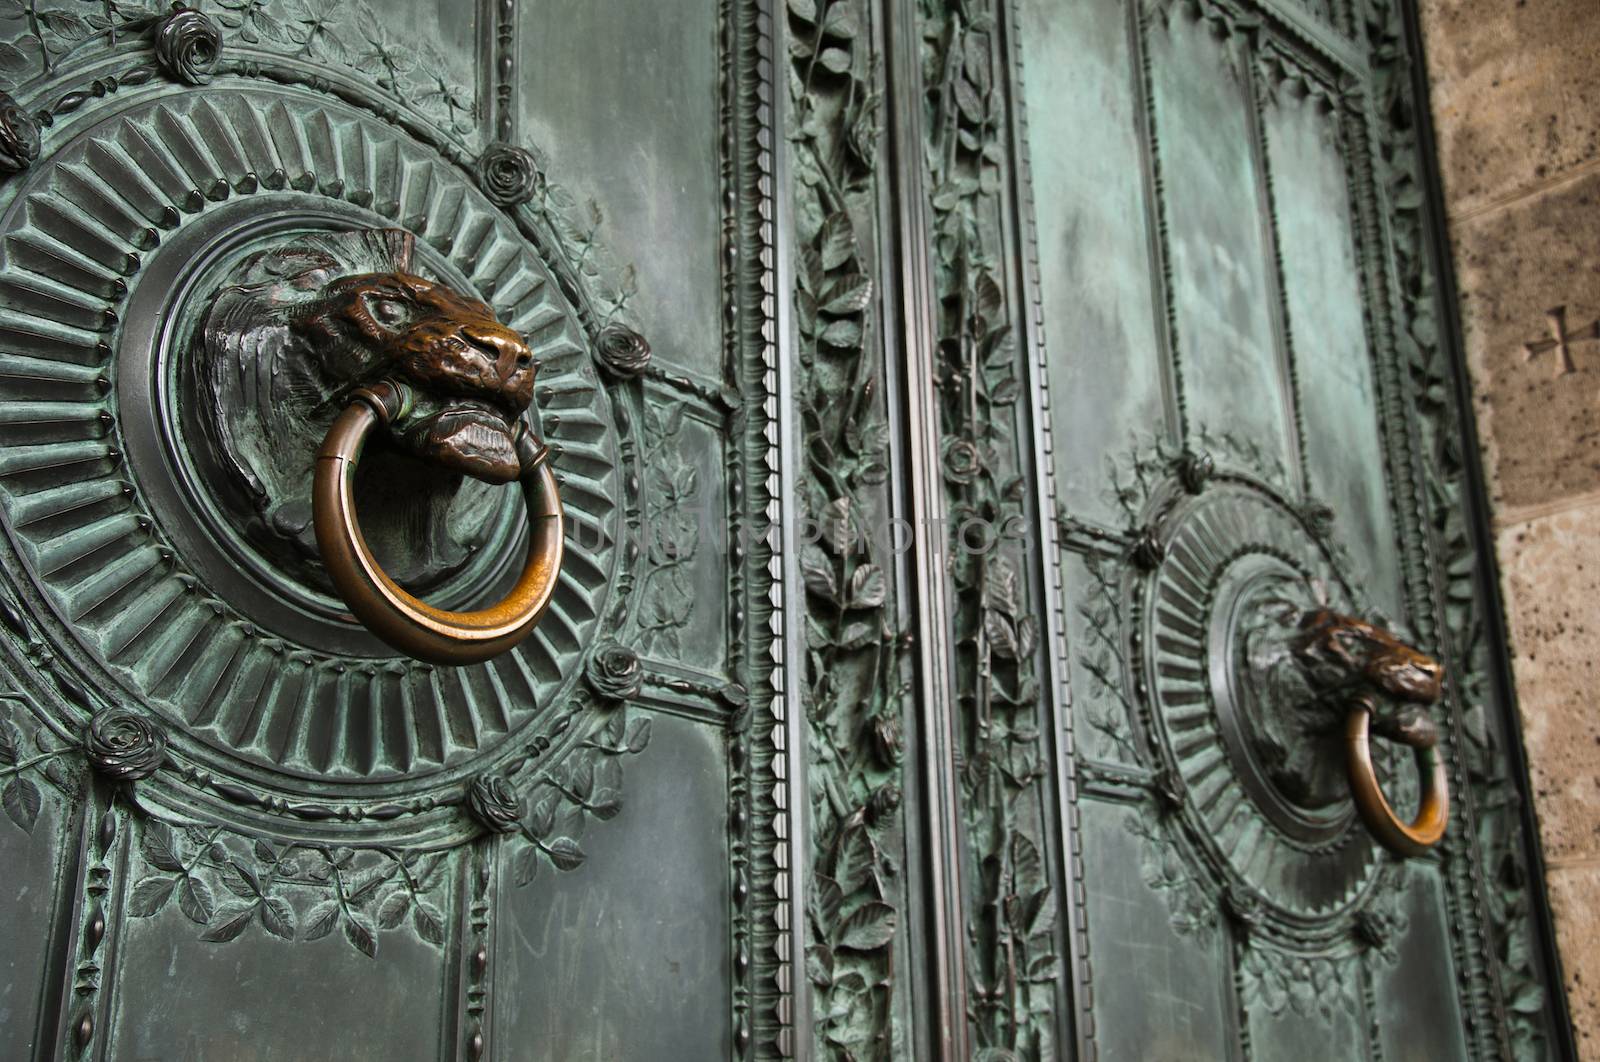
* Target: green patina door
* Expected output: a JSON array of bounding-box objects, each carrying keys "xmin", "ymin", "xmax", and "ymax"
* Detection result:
[{"xmin": 0, "ymin": 0, "xmax": 1572, "ymax": 1059}]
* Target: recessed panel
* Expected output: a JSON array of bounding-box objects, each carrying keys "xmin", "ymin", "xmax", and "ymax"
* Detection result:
[
  {"xmin": 1023, "ymin": 0, "xmax": 1169, "ymax": 527},
  {"xmin": 108, "ymin": 826, "xmax": 455, "ymax": 1061},
  {"xmin": 493, "ymin": 712, "xmax": 730, "ymax": 1061},
  {"xmin": 636, "ymin": 397, "xmax": 729, "ymax": 673},
  {"xmin": 1374, "ymin": 868, "xmax": 1470, "ymax": 1061},
  {"xmin": 0, "ymin": 749, "xmax": 69, "ymax": 1059},
  {"xmin": 1150, "ymin": 12, "xmax": 1290, "ymax": 473},
  {"xmin": 521, "ymin": 0, "xmax": 725, "ymax": 379},
  {"xmin": 1078, "ymin": 800, "xmax": 1234, "ymax": 1062},
  {"xmin": 1266, "ymin": 89, "xmax": 1402, "ymax": 618}
]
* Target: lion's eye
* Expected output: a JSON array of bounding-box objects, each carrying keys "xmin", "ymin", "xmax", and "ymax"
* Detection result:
[{"xmin": 364, "ymin": 295, "xmax": 409, "ymax": 328}]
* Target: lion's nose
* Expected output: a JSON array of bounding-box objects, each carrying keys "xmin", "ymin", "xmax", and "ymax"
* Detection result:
[
  {"xmin": 464, "ymin": 321, "xmax": 535, "ymax": 375},
  {"xmin": 1412, "ymin": 657, "xmax": 1444, "ymax": 700}
]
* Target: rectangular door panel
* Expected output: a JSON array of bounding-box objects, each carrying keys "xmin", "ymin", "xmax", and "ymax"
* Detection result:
[
  {"xmin": 1150, "ymin": 9, "xmax": 1292, "ymax": 474},
  {"xmin": 519, "ymin": 0, "xmax": 726, "ymax": 379},
  {"xmin": 1373, "ymin": 868, "xmax": 1470, "ymax": 1062},
  {"xmin": 1078, "ymin": 801, "xmax": 1234, "ymax": 1062},
  {"xmin": 1263, "ymin": 85, "xmax": 1403, "ymax": 617},
  {"xmin": 0, "ymin": 729, "xmax": 71, "ymax": 1061},
  {"xmin": 491, "ymin": 713, "xmax": 730, "ymax": 1061},
  {"xmin": 1005, "ymin": 0, "xmax": 1569, "ymax": 1057},
  {"xmin": 1022, "ymin": 0, "xmax": 1172, "ymax": 528},
  {"xmin": 1241, "ymin": 950, "xmax": 1368, "ymax": 1061},
  {"xmin": 107, "ymin": 824, "xmax": 456, "ymax": 1062}
]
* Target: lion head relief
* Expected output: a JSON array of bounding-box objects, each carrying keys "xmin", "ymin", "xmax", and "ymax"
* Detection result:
[
  {"xmin": 1234, "ymin": 579, "xmax": 1443, "ymax": 810},
  {"xmin": 1289, "ymin": 607, "xmax": 1443, "ymax": 742},
  {"xmin": 195, "ymin": 228, "xmax": 537, "ymax": 590}
]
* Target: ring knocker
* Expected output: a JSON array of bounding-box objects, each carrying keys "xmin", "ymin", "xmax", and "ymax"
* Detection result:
[
  {"xmin": 1345, "ymin": 696, "xmax": 1449, "ymax": 859},
  {"xmin": 313, "ymin": 379, "xmax": 564, "ymax": 666}
]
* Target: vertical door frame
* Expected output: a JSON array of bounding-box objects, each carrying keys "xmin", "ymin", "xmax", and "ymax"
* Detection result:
[
  {"xmin": 1401, "ymin": 0, "xmax": 1579, "ymax": 1054},
  {"xmin": 879, "ymin": 1, "xmax": 976, "ymax": 1057}
]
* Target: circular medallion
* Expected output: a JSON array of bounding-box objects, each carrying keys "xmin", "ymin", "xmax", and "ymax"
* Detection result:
[
  {"xmin": 1138, "ymin": 476, "xmax": 1399, "ymax": 924},
  {"xmin": 0, "ymin": 83, "xmax": 630, "ymax": 832}
]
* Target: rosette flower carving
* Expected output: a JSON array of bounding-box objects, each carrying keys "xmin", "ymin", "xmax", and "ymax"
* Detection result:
[
  {"xmin": 466, "ymin": 774, "xmax": 523, "ymax": 833},
  {"xmin": 941, "ymin": 436, "xmax": 981, "ymax": 486},
  {"xmin": 476, "ymin": 142, "xmax": 543, "ymax": 207},
  {"xmin": 84, "ymin": 709, "xmax": 167, "ymax": 782},
  {"xmin": 0, "ymin": 92, "xmax": 40, "ymax": 175},
  {"xmin": 594, "ymin": 324, "xmax": 652, "ymax": 378},
  {"xmin": 866, "ymin": 783, "xmax": 901, "ymax": 825},
  {"xmin": 585, "ymin": 641, "xmax": 642, "ymax": 702},
  {"xmin": 1301, "ymin": 500, "xmax": 1337, "ymax": 539},
  {"xmin": 154, "ymin": 6, "xmax": 223, "ymax": 86}
]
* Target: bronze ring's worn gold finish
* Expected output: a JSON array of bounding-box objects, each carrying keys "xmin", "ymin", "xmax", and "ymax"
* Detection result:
[
  {"xmin": 313, "ymin": 379, "xmax": 563, "ymax": 666},
  {"xmin": 1345, "ymin": 698, "xmax": 1449, "ymax": 858}
]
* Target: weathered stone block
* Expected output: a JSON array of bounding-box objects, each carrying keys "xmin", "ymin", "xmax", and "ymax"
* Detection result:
[
  {"xmin": 1453, "ymin": 170, "xmax": 1600, "ymax": 516},
  {"xmin": 1422, "ymin": 0, "xmax": 1600, "ymax": 215},
  {"xmin": 1546, "ymin": 864, "xmax": 1600, "ymax": 1053},
  {"xmin": 1496, "ymin": 506, "xmax": 1600, "ymax": 862}
]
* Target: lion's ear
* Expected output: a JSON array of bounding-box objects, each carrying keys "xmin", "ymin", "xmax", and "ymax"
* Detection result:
[
  {"xmin": 295, "ymin": 229, "xmax": 416, "ymax": 277},
  {"xmin": 347, "ymin": 228, "xmax": 414, "ymax": 274},
  {"xmin": 374, "ymin": 228, "xmax": 415, "ymax": 273}
]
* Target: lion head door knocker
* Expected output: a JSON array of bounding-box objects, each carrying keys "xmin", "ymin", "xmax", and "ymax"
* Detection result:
[
  {"xmin": 1236, "ymin": 582, "xmax": 1449, "ymax": 859},
  {"xmin": 196, "ymin": 228, "xmax": 562, "ymax": 665},
  {"xmin": 1289, "ymin": 608, "xmax": 1447, "ymax": 858}
]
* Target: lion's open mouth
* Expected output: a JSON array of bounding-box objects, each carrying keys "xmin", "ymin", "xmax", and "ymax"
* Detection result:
[{"xmin": 415, "ymin": 402, "xmax": 520, "ymax": 483}]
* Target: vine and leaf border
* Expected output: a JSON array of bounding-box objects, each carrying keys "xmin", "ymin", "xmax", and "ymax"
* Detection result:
[
  {"xmin": 0, "ymin": 666, "xmax": 652, "ymax": 959},
  {"xmin": 637, "ymin": 398, "xmax": 704, "ymax": 658},
  {"xmin": 916, "ymin": 0, "xmax": 1061, "ymax": 1055},
  {"xmin": 786, "ymin": 0, "xmax": 914, "ymax": 1057}
]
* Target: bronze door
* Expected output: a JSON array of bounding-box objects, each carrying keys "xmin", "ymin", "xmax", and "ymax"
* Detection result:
[
  {"xmin": 0, "ymin": 0, "xmax": 1571, "ymax": 1060},
  {"xmin": 893, "ymin": 0, "xmax": 1573, "ymax": 1056}
]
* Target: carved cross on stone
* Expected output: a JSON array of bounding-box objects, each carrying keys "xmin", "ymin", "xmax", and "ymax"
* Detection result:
[{"xmin": 1522, "ymin": 305, "xmax": 1600, "ymax": 377}]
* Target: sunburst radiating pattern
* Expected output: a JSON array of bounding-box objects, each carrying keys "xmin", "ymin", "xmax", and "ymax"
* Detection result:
[
  {"xmin": 1142, "ymin": 479, "xmax": 1384, "ymax": 922},
  {"xmin": 0, "ymin": 87, "xmax": 622, "ymax": 783}
]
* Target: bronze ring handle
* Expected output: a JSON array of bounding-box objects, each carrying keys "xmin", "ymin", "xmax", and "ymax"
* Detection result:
[
  {"xmin": 312, "ymin": 379, "xmax": 564, "ymax": 666},
  {"xmin": 1345, "ymin": 700, "xmax": 1448, "ymax": 858}
]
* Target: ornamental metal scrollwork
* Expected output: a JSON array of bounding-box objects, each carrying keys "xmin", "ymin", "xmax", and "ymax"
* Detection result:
[
  {"xmin": 1118, "ymin": 460, "xmax": 1433, "ymax": 933},
  {"xmin": 0, "ymin": 83, "xmax": 639, "ymax": 838}
]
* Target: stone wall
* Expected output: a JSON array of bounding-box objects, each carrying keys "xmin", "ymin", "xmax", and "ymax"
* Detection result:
[{"xmin": 1421, "ymin": 0, "xmax": 1600, "ymax": 1050}]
